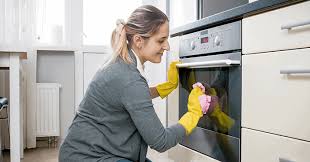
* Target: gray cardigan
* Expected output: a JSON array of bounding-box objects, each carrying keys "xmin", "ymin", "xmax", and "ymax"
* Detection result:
[{"xmin": 59, "ymin": 50, "xmax": 186, "ymax": 162}]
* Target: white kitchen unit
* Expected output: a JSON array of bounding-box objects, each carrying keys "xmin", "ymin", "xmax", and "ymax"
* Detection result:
[
  {"xmin": 242, "ymin": 1, "xmax": 310, "ymax": 162},
  {"xmin": 242, "ymin": 128, "xmax": 310, "ymax": 162},
  {"xmin": 167, "ymin": 36, "xmax": 181, "ymax": 127},
  {"xmin": 148, "ymin": 144, "xmax": 220, "ymax": 162},
  {"xmin": 242, "ymin": 1, "xmax": 310, "ymax": 54},
  {"xmin": 0, "ymin": 51, "xmax": 26, "ymax": 162},
  {"xmin": 242, "ymin": 48, "xmax": 310, "ymax": 141},
  {"xmin": 167, "ymin": 144, "xmax": 221, "ymax": 162}
]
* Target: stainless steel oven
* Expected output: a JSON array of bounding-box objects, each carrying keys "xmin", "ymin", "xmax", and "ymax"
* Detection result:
[{"xmin": 177, "ymin": 21, "xmax": 241, "ymax": 162}]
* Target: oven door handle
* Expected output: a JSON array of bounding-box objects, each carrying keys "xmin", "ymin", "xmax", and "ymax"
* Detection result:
[{"xmin": 176, "ymin": 59, "xmax": 240, "ymax": 68}]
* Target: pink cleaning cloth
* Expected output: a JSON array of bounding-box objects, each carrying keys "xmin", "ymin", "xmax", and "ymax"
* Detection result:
[
  {"xmin": 199, "ymin": 95, "xmax": 212, "ymax": 114},
  {"xmin": 192, "ymin": 82, "xmax": 205, "ymax": 93},
  {"xmin": 193, "ymin": 82, "xmax": 213, "ymax": 114}
]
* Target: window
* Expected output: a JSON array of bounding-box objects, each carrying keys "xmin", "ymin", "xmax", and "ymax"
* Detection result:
[
  {"xmin": 169, "ymin": 0, "xmax": 197, "ymax": 29},
  {"xmin": 83, "ymin": 0, "xmax": 142, "ymax": 46},
  {"xmin": 35, "ymin": 0, "xmax": 65, "ymax": 45}
]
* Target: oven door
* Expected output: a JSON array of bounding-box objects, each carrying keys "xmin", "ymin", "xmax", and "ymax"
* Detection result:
[{"xmin": 177, "ymin": 52, "xmax": 241, "ymax": 162}]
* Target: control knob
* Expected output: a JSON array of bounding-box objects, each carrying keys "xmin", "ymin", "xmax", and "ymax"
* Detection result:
[
  {"xmin": 190, "ymin": 40, "xmax": 196, "ymax": 50},
  {"xmin": 214, "ymin": 36, "xmax": 221, "ymax": 46}
]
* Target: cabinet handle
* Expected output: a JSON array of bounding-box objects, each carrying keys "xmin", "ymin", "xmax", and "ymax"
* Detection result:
[
  {"xmin": 176, "ymin": 59, "xmax": 240, "ymax": 68},
  {"xmin": 281, "ymin": 19, "xmax": 310, "ymax": 30},
  {"xmin": 280, "ymin": 69, "xmax": 310, "ymax": 74},
  {"xmin": 279, "ymin": 157, "xmax": 295, "ymax": 162}
]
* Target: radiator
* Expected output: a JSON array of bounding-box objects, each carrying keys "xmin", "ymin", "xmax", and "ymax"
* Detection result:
[{"xmin": 36, "ymin": 83, "xmax": 61, "ymax": 137}]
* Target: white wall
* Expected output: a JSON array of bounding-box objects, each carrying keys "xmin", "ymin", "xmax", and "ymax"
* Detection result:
[
  {"xmin": 83, "ymin": 53, "xmax": 110, "ymax": 94},
  {"xmin": 36, "ymin": 51, "xmax": 75, "ymax": 142}
]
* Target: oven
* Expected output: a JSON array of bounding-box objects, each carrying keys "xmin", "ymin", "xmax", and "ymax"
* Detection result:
[{"xmin": 177, "ymin": 21, "xmax": 241, "ymax": 162}]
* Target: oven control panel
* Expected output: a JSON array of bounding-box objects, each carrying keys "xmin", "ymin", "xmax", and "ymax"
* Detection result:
[{"xmin": 179, "ymin": 21, "xmax": 241, "ymax": 57}]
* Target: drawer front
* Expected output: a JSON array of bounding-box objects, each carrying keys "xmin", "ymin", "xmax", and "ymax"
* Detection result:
[
  {"xmin": 148, "ymin": 144, "xmax": 220, "ymax": 162},
  {"xmin": 242, "ymin": 48, "xmax": 310, "ymax": 141},
  {"xmin": 242, "ymin": 128, "xmax": 310, "ymax": 162},
  {"xmin": 242, "ymin": 1, "xmax": 310, "ymax": 54},
  {"xmin": 168, "ymin": 144, "xmax": 220, "ymax": 162}
]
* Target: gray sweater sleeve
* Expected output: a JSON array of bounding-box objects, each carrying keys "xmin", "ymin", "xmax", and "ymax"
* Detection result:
[{"xmin": 120, "ymin": 79, "xmax": 186, "ymax": 153}]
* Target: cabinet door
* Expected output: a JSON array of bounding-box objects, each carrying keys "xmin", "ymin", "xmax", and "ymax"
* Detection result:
[
  {"xmin": 148, "ymin": 144, "xmax": 220, "ymax": 162},
  {"xmin": 242, "ymin": 128, "xmax": 310, "ymax": 162},
  {"xmin": 242, "ymin": 1, "xmax": 310, "ymax": 54},
  {"xmin": 167, "ymin": 36, "xmax": 180, "ymax": 127},
  {"xmin": 168, "ymin": 144, "xmax": 220, "ymax": 162},
  {"xmin": 242, "ymin": 48, "xmax": 310, "ymax": 141}
]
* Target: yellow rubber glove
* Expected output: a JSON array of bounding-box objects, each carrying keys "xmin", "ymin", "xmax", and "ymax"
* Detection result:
[
  {"xmin": 178, "ymin": 87, "xmax": 204, "ymax": 135},
  {"xmin": 156, "ymin": 61, "xmax": 181, "ymax": 98},
  {"xmin": 209, "ymin": 103, "xmax": 235, "ymax": 133},
  {"xmin": 208, "ymin": 88, "xmax": 235, "ymax": 133}
]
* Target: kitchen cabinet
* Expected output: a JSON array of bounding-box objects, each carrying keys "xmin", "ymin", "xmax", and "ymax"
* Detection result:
[
  {"xmin": 0, "ymin": 51, "xmax": 26, "ymax": 162},
  {"xmin": 242, "ymin": 48, "xmax": 310, "ymax": 141},
  {"xmin": 148, "ymin": 144, "xmax": 220, "ymax": 162},
  {"xmin": 242, "ymin": 1, "xmax": 310, "ymax": 54},
  {"xmin": 242, "ymin": 1, "xmax": 310, "ymax": 161},
  {"xmin": 242, "ymin": 128, "xmax": 310, "ymax": 162},
  {"xmin": 167, "ymin": 36, "xmax": 181, "ymax": 127},
  {"xmin": 167, "ymin": 144, "xmax": 221, "ymax": 162}
]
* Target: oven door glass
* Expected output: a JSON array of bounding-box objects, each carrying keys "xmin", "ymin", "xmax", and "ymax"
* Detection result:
[{"xmin": 179, "ymin": 66, "xmax": 241, "ymax": 162}]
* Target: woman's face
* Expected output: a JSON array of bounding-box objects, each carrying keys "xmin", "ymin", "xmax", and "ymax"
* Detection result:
[{"xmin": 139, "ymin": 21, "xmax": 170, "ymax": 63}]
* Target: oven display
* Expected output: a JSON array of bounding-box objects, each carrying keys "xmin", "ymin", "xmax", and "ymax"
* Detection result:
[{"xmin": 201, "ymin": 37, "xmax": 209, "ymax": 43}]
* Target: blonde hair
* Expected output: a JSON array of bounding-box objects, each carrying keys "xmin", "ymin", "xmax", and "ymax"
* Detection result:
[{"xmin": 110, "ymin": 5, "xmax": 169, "ymax": 64}]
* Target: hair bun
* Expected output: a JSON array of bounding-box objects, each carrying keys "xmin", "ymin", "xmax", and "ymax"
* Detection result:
[{"xmin": 116, "ymin": 19, "xmax": 125, "ymax": 25}]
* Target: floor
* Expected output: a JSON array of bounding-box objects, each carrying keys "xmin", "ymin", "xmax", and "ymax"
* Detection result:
[
  {"xmin": 2, "ymin": 147, "xmax": 171, "ymax": 162},
  {"xmin": 2, "ymin": 140, "xmax": 172, "ymax": 162},
  {"xmin": 3, "ymin": 147, "xmax": 59, "ymax": 162},
  {"xmin": 3, "ymin": 140, "xmax": 59, "ymax": 162}
]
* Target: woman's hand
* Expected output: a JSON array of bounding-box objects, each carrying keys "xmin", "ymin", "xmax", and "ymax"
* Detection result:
[
  {"xmin": 178, "ymin": 83, "xmax": 205, "ymax": 135},
  {"xmin": 155, "ymin": 61, "xmax": 181, "ymax": 98},
  {"xmin": 167, "ymin": 61, "xmax": 181, "ymax": 86}
]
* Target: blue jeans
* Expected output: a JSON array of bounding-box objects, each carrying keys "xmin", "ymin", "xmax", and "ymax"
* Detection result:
[{"xmin": 117, "ymin": 158, "xmax": 152, "ymax": 162}]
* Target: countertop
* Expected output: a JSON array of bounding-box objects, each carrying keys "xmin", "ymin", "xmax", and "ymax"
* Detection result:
[{"xmin": 170, "ymin": 0, "xmax": 307, "ymax": 37}]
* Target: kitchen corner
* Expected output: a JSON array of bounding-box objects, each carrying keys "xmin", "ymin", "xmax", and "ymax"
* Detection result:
[
  {"xmin": 0, "ymin": 0, "xmax": 309, "ymax": 161},
  {"xmin": 167, "ymin": 0, "xmax": 310, "ymax": 161}
]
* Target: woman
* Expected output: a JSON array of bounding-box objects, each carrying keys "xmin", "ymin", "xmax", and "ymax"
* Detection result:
[{"xmin": 59, "ymin": 5, "xmax": 206, "ymax": 162}]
